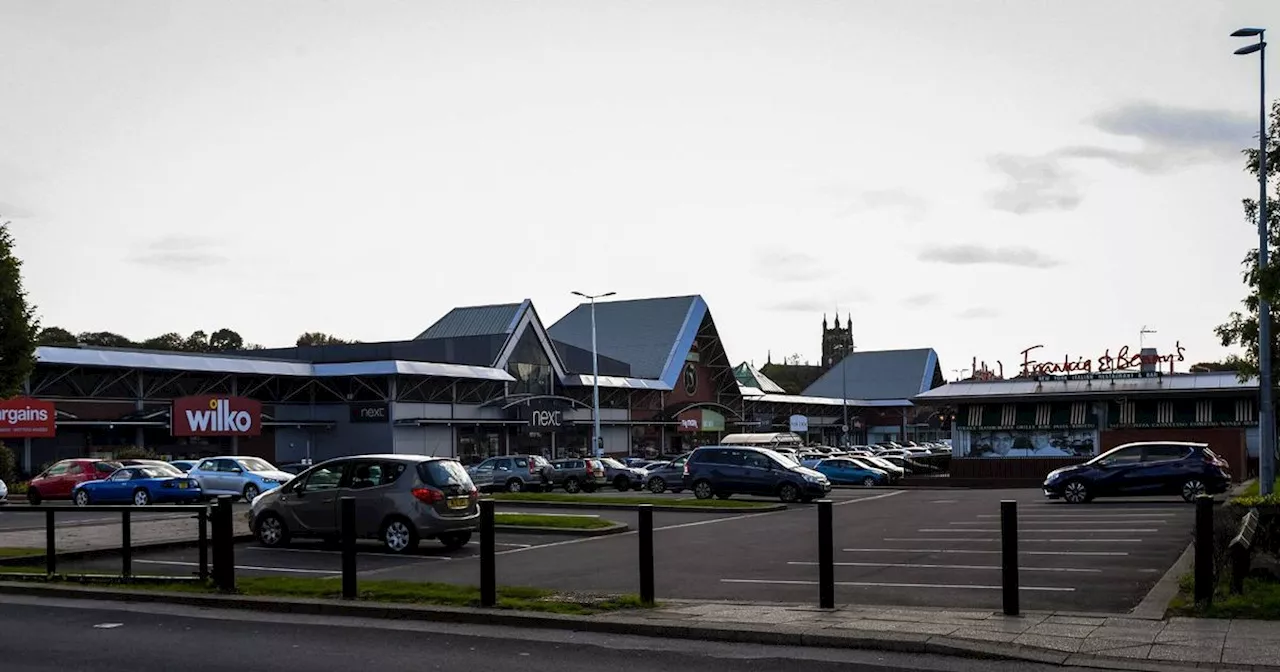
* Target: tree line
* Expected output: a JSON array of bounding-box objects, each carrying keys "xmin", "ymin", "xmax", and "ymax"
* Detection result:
[{"xmin": 34, "ymin": 326, "xmax": 355, "ymax": 352}]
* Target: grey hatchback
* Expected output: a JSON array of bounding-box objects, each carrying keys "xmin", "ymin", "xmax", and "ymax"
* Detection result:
[{"xmin": 249, "ymin": 454, "xmax": 479, "ymax": 554}]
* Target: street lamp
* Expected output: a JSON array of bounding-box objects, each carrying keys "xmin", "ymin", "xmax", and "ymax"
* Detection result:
[
  {"xmin": 1233, "ymin": 26, "xmax": 1274, "ymax": 495},
  {"xmin": 572, "ymin": 290, "xmax": 615, "ymax": 458}
]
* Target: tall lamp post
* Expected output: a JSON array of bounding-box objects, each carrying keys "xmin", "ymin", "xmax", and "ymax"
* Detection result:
[
  {"xmin": 1233, "ymin": 27, "xmax": 1274, "ymax": 495},
  {"xmin": 572, "ymin": 290, "xmax": 615, "ymax": 458}
]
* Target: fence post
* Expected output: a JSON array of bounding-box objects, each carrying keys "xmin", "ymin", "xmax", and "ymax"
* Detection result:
[
  {"xmin": 1001, "ymin": 500, "xmax": 1019, "ymax": 616},
  {"xmin": 1195, "ymin": 494, "xmax": 1214, "ymax": 604},
  {"xmin": 197, "ymin": 507, "xmax": 209, "ymax": 582},
  {"xmin": 121, "ymin": 510, "xmax": 132, "ymax": 580},
  {"xmin": 819, "ymin": 499, "xmax": 834, "ymax": 609},
  {"xmin": 215, "ymin": 495, "xmax": 236, "ymax": 592},
  {"xmin": 638, "ymin": 504, "xmax": 655, "ymax": 605},
  {"xmin": 341, "ymin": 496, "xmax": 356, "ymax": 600},
  {"xmin": 45, "ymin": 509, "xmax": 55, "ymax": 577},
  {"xmin": 480, "ymin": 499, "xmax": 496, "ymax": 607}
]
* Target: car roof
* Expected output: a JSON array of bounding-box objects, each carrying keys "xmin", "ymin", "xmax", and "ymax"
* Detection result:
[
  {"xmin": 320, "ymin": 454, "xmax": 457, "ymax": 463},
  {"xmin": 1114, "ymin": 441, "xmax": 1208, "ymax": 448}
]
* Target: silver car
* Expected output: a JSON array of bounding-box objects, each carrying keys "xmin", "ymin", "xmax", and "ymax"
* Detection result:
[{"xmin": 249, "ymin": 454, "xmax": 479, "ymax": 553}]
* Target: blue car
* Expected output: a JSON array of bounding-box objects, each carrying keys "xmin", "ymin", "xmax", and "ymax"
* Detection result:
[
  {"xmin": 73, "ymin": 464, "xmax": 203, "ymax": 506},
  {"xmin": 801, "ymin": 458, "xmax": 888, "ymax": 486},
  {"xmin": 1043, "ymin": 441, "xmax": 1232, "ymax": 504}
]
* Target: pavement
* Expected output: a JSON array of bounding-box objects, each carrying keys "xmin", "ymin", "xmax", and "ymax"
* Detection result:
[{"xmin": 0, "ymin": 502, "xmax": 250, "ymax": 557}]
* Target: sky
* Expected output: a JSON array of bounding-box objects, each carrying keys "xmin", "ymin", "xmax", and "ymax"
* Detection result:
[{"xmin": 2, "ymin": 0, "xmax": 1279, "ymax": 379}]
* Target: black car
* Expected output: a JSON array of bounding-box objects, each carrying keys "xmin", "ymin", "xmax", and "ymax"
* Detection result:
[
  {"xmin": 683, "ymin": 445, "xmax": 830, "ymax": 503},
  {"xmin": 1043, "ymin": 441, "xmax": 1231, "ymax": 504}
]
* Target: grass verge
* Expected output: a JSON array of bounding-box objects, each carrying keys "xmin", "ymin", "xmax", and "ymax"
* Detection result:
[
  {"xmin": 492, "ymin": 492, "xmax": 773, "ymax": 509},
  {"xmin": 0, "ymin": 548, "xmax": 40, "ymax": 558},
  {"xmin": 1169, "ymin": 573, "xmax": 1280, "ymax": 619},
  {"xmin": 0, "ymin": 573, "xmax": 650, "ymax": 615},
  {"xmin": 494, "ymin": 512, "xmax": 615, "ymax": 529},
  {"xmin": 1233, "ymin": 478, "xmax": 1280, "ymax": 506}
]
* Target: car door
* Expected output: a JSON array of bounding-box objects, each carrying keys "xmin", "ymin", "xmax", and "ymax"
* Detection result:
[
  {"xmin": 739, "ymin": 451, "xmax": 776, "ymax": 494},
  {"xmin": 1089, "ymin": 446, "xmax": 1147, "ymax": 495},
  {"xmin": 283, "ymin": 461, "xmax": 347, "ymax": 534},
  {"xmin": 470, "ymin": 458, "xmax": 497, "ymax": 490},
  {"xmin": 342, "ymin": 459, "xmax": 404, "ymax": 537},
  {"xmin": 219, "ymin": 459, "xmax": 248, "ymax": 494},
  {"xmin": 190, "ymin": 460, "xmax": 223, "ymax": 494},
  {"xmin": 100, "ymin": 468, "xmax": 136, "ymax": 502},
  {"xmin": 1138, "ymin": 444, "xmax": 1194, "ymax": 494},
  {"xmin": 35, "ymin": 461, "xmax": 70, "ymax": 497},
  {"xmin": 51, "ymin": 462, "xmax": 87, "ymax": 498}
]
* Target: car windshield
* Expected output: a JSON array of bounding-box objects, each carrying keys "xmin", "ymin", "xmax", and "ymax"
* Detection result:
[
  {"xmin": 419, "ymin": 460, "xmax": 473, "ymax": 488},
  {"xmin": 237, "ymin": 458, "xmax": 275, "ymax": 472},
  {"xmin": 139, "ymin": 465, "xmax": 183, "ymax": 478},
  {"xmin": 600, "ymin": 458, "xmax": 626, "ymax": 469},
  {"xmin": 757, "ymin": 448, "xmax": 796, "ymax": 468},
  {"xmin": 1085, "ymin": 446, "xmax": 1132, "ymax": 465}
]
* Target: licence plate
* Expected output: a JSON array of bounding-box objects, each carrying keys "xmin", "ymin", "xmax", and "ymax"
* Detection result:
[
  {"xmin": 178, "ymin": 482, "xmax": 188, "ymax": 489},
  {"xmin": 447, "ymin": 496, "xmax": 469, "ymax": 510}
]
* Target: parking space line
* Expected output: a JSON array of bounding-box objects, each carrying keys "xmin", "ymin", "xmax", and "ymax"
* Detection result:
[
  {"xmin": 720, "ymin": 578, "xmax": 1074, "ymax": 592},
  {"xmin": 843, "ymin": 548, "xmax": 1128, "ymax": 556},
  {"xmin": 135, "ymin": 559, "xmax": 338, "ymax": 575},
  {"xmin": 241, "ymin": 547, "xmax": 452, "ymax": 561},
  {"xmin": 832, "ymin": 491, "xmax": 905, "ymax": 506},
  {"xmin": 917, "ymin": 528, "xmax": 1159, "ymax": 533},
  {"xmin": 975, "ymin": 513, "xmax": 1175, "ymax": 519},
  {"xmin": 949, "ymin": 520, "xmax": 1166, "ymax": 525},
  {"xmin": 786, "ymin": 561, "xmax": 1101, "ymax": 573},
  {"xmin": 883, "ymin": 537, "xmax": 1143, "ymax": 543}
]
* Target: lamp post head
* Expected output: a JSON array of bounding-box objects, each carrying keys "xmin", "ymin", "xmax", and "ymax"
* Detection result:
[
  {"xmin": 1232, "ymin": 27, "xmax": 1266, "ymax": 37},
  {"xmin": 1235, "ymin": 42, "xmax": 1266, "ymax": 55}
]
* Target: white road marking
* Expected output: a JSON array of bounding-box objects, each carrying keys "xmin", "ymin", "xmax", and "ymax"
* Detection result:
[
  {"xmin": 843, "ymin": 548, "xmax": 1128, "ymax": 557},
  {"xmin": 135, "ymin": 559, "xmax": 339, "ymax": 575},
  {"xmin": 929, "ymin": 500, "xmax": 958, "ymax": 504},
  {"xmin": 918, "ymin": 528, "xmax": 1159, "ymax": 533},
  {"xmin": 93, "ymin": 623, "xmax": 124, "ymax": 629},
  {"xmin": 950, "ymin": 520, "xmax": 1166, "ymax": 525},
  {"xmin": 832, "ymin": 491, "xmax": 906, "ymax": 506},
  {"xmin": 720, "ymin": 578, "xmax": 1074, "ymax": 592},
  {"xmin": 786, "ymin": 560, "xmax": 1100, "ymax": 573},
  {"xmin": 501, "ymin": 512, "xmax": 600, "ymax": 518},
  {"xmin": 496, "ymin": 542, "xmax": 532, "ymax": 548},
  {"xmin": 975, "ymin": 513, "xmax": 1175, "ymax": 519},
  {"xmin": 883, "ymin": 537, "xmax": 1143, "ymax": 543},
  {"xmin": 243, "ymin": 547, "xmax": 451, "ymax": 560}
]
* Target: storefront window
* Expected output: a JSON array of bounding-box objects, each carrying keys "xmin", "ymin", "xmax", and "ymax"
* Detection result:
[
  {"xmin": 457, "ymin": 426, "xmax": 503, "ymax": 464},
  {"xmin": 506, "ymin": 328, "xmax": 554, "ymax": 396}
]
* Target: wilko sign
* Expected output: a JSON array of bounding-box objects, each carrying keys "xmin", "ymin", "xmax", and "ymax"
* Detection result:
[
  {"xmin": 172, "ymin": 396, "xmax": 262, "ymax": 437},
  {"xmin": 0, "ymin": 397, "xmax": 56, "ymax": 438}
]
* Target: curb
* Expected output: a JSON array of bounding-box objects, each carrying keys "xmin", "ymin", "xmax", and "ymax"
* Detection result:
[
  {"xmin": 0, "ymin": 533, "xmax": 254, "ymax": 567},
  {"xmin": 494, "ymin": 523, "xmax": 630, "ymax": 537},
  {"xmin": 490, "ymin": 499, "xmax": 787, "ymax": 513}
]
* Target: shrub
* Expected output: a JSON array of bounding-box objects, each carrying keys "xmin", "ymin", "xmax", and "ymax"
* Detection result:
[
  {"xmin": 0, "ymin": 442, "xmax": 15, "ymax": 484},
  {"xmin": 112, "ymin": 445, "xmax": 159, "ymax": 460}
]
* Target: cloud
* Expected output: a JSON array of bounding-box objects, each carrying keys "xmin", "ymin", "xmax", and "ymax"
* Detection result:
[
  {"xmin": 840, "ymin": 188, "xmax": 930, "ymax": 219},
  {"xmin": 918, "ymin": 244, "xmax": 1062, "ymax": 269},
  {"xmin": 753, "ymin": 249, "xmax": 829, "ymax": 282},
  {"xmin": 954, "ymin": 306, "xmax": 1000, "ymax": 320},
  {"xmin": 903, "ymin": 292, "xmax": 939, "ymax": 307},
  {"xmin": 766, "ymin": 292, "xmax": 872, "ymax": 313},
  {"xmin": 986, "ymin": 154, "xmax": 1085, "ymax": 214},
  {"xmin": 129, "ymin": 235, "xmax": 229, "ymax": 269},
  {"xmin": 0, "ymin": 200, "xmax": 34, "ymax": 219}
]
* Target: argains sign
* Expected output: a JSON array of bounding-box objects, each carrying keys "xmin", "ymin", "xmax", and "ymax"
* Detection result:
[
  {"xmin": 0, "ymin": 397, "xmax": 56, "ymax": 438},
  {"xmin": 172, "ymin": 396, "xmax": 262, "ymax": 437}
]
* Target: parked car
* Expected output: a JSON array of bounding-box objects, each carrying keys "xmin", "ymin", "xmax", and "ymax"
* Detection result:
[
  {"xmin": 0, "ymin": 478, "xmax": 7, "ymax": 504},
  {"xmin": 276, "ymin": 462, "xmax": 311, "ymax": 475},
  {"xmin": 855, "ymin": 455, "xmax": 905, "ymax": 482},
  {"xmin": 549, "ymin": 458, "xmax": 608, "ymax": 493},
  {"xmin": 1043, "ymin": 441, "xmax": 1232, "ymax": 504},
  {"xmin": 801, "ymin": 458, "xmax": 889, "ymax": 486},
  {"xmin": 643, "ymin": 454, "xmax": 690, "ymax": 494},
  {"xmin": 250, "ymin": 454, "xmax": 478, "ymax": 553},
  {"xmin": 169, "ymin": 460, "xmax": 200, "ymax": 473},
  {"xmin": 73, "ymin": 464, "xmax": 203, "ymax": 506},
  {"xmin": 187, "ymin": 456, "xmax": 294, "ymax": 502},
  {"xmin": 598, "ymin": 457, "xmax": 646, "ymax": 491},
  {"xmin": 467, "ymin": 455, "xmax": 554, "ymax": 492},
  {"xmin": 27, "ymin": 458, "xmax": 123, "ymax": 504},
  {"xmin": 684, "ymin": 446, "xmax": 831, "ymax": 503}
]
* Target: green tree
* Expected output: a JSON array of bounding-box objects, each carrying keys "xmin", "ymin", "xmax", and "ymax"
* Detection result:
[
  {"xmin": 1189, "ymin": 360, "xmax": 1238, "ymax": 373},
  {"xmin": 36, "ymin": 326, "xmax": 78, "ymax": 346},
  {"xmin": 183, "ymin": 330, "xmax": 209, "ymax": 352},
  {"xmin": 296, "ymin": 331, "xmax": 351, "ymax": 347},
  {"xmin": 0, "ymin": 222, "xmax": 38, "ymax": 398},
  {"xmin": 208, "ymin": 328, "xmax": 244, "ymax": 351},
  {"xmin": 141, "ymin": 332, "xmax": 185, "ymax": 351},
  {"xmin": 1216, "ymin": 100, "xmax": 1280, "ymax": 380},
  {"xmin": 0, "ymin": 442, "xmax": 16, "ymax": 484},
  {"xmin": 77, "ymin": 331, "xmax": 134, "ymax": 348}
]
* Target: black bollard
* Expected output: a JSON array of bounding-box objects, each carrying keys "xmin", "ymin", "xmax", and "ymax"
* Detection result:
[
  {"xmin": 215, "ymin": 495, "xmax": 235, "ymax": 592},
  {"xmin": 1001, "ymin": 500, "xmax": 1019, "ymax": 616},
  {"xmin": 1195, "ymin": 494, "xmax": 1214, "ymax": 604},
  {"xmin": 480, "ymin": 499, "xmax": 496, "ymax": 607},
  {"xmin": 639, "ymin": 504, "xmax": 655, "ymax": 604},
  {"xmin": 197, "ymin": 507, "xmax": 209, "ymax": 581},
  {"xmin": 121, "ymin": 510, "xmax": 132, "ymax": 580},
  {"xmin": 818, "ymin": 499, "xmax": 834, "ymax": 609},
  {"xmin": 341, "ymin": 497, "xmax": 356, "ymax": 599},
  {"xmin": 45, "ymin": 509, "xmax": 55, "ymax": 577}
]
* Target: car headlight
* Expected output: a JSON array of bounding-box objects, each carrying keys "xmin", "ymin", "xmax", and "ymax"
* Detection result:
[{"xmin": 803, "ymin": 473, "xmax": 823, "ymax": 483}]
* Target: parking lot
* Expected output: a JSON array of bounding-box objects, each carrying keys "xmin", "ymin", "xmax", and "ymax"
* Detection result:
[{"xmin": 34, "ymin": 488, "xmax": 1195, "ymax": 613}]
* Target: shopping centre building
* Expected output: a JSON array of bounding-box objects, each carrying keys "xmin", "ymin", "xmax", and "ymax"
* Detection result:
[{"xmin": 2, "ymin": 295, "xmax": 946, "ymax": 474}]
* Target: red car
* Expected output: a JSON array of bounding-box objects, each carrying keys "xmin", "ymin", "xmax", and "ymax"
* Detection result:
[{"xmin": 28, "ymin": 459, "xmax": 122, "ymax": 504}]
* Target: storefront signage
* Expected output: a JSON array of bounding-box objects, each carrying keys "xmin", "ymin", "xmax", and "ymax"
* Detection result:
[
  {"xmin": 789, "ymin": 414, "xmax": 808, "ymax": 432},
  {"xmin": 1019, "ymin": 343, "xmax": 1187, "ymax": 377},
  {"xmin": 0, "ymin": 397, "xmax": 56, "ymax": 438},
  {"xmin": 172, "ymin": 396, "xmax": 262, "ymax": 437},
  {"xmin": 516, "ymin": 398, "xmax": 567, "ymax": 433},
  {"xmin": 676, "ymin": 408, "xmax": 726, "ymax": 433},
  {"xmin": 349, "ymin": 402, "xmax": 389, "ymax": 423},
  {"xmin": 529, "ymin": 408, "xmax": 563, "ymax": 429}
]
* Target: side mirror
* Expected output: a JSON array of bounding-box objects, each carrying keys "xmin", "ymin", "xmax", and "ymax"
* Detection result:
[{"xmin": 230, "ymin": 467, "xmax": 243, "ymax": 474}]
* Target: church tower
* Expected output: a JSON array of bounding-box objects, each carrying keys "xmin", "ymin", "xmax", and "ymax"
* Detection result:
[{"xmin": 821, "ymin": 313, "xmax": 854, "ymax": 369}]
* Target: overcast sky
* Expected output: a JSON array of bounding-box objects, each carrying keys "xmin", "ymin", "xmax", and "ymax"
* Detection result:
[{"xmin": 3, "ymin": 0, "xmax": 1278, "ymax": 377}]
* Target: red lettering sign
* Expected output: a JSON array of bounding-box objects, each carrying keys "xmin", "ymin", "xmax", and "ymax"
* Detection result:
[
  {"xmin": 1018, "ymin": 342, "xmax": 1187, "ymax": 377},
  {"xmin": 172, "ymin": 396, "xmax": 262, "ymax": 437},
  {"xmin": 0, "ymin": 397, "xmax": 56, "ymax": 438}
]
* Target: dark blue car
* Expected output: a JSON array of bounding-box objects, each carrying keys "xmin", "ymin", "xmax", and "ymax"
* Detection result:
[
  {"xmin": 684, "ymin": 446, "xmax": 830, "ymax": 503},
  {"xmin": 73, "ymin": 464, "xmax": 203, "ymax": 506},
  {"xmin": 1043, "ymin": 441, "xmax": 1231, "ymax": 504}
]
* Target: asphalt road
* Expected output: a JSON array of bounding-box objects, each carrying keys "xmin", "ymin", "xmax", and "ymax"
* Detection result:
[
  {"xmin": 0, "ymin": 594, "xmax": 1094, "ymax": 672},
  {"xmin": 0, "ymin": 501, "xmax": 250, "ymax": 533}
]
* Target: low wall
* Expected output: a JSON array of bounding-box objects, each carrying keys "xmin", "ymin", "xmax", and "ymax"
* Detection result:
[{"xmin": 950, "ymin": 457, "xmax": 1086, "ymax": 482}]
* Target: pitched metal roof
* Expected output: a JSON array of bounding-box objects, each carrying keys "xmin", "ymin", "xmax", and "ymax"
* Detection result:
[
  {"xmin": 416, "ymin": 301, "xmax": 527, "ymax": 340},
  {"xmin": 802, "ymin": 348, "xmax": 940, "ymax": 401},
  {"xmin": 734, "ymin": 362, "xmax": 788, "ymax": 394},
  {"xmin": 914, "ymin": 372, "xmax": 1257, "ymax": 402},
  {"xmin": 549, "ymin": 295, "xmax": 704, "ymax": 383}
]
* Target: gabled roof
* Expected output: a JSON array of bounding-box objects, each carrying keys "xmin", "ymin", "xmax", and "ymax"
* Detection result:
[
  {"xmin": 734, "ymin": 362, "xmax": 787, "ymax": 394},
  {"xmin": 914, "ymin": 372, "xmax": 1257, "ymax": 402},
  {"xmin": 549, "ymin": 295, "xmax": 705, "ymax": 386},
  {"xmin": 803, "ymin": 348, "xmax": 940, "ymax": 401},
  {"xmin": 416, "ymin": 301, "xmax": 526, "ymax": 340}
]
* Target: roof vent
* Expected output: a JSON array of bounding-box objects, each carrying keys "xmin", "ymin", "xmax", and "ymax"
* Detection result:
[{"xmin": 1139, "ymin": 348, "xmax": 1158, "ymax": 374}]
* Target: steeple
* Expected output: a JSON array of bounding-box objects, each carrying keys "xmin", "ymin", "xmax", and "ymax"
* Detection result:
[{"xmin": 822, "ymin": 314, "xmax": 828, "ymax": 330}]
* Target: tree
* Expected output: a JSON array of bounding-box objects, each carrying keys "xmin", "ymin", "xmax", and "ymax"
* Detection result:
[
  {"xmin": 296, "ymin": 332, "xmax": 351, "ymax": 347},
  {"xmin": 141, "ymin": 332, "xmax": 185, "ymax": 351},
  {"xmin": 208, "ymin": 328, "xmax": 244, "ymax": 351},
  {"xmin": 183, "ymin": 330, "xmax": 209, "ymax": 352},
  {"xmin": 0, "ymin": 442, "xmax": 15, "ymax": 485},
  {"xmin": 36, "ymin": 326, "xmax": 78, "ymax": 346},
  {"xmin": 1189, "ymin": 360, "xmax": 1238, "ymax": 373},
  {"xmin": 0, "ymin": 222, "xmax": 38, "ymax": 398},
  {"xmin": 1216, "ymin": 100, "xmax": 1280, "ymax": 380},
  {"xmin": 77, "ymin": 331, "xmax": 134, "ymax": 348}
]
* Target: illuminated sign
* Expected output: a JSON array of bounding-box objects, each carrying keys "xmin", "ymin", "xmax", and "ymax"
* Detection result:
[{"xmin": 1019, "ymin": 343, "xmax": 1187, "ymax": 377}]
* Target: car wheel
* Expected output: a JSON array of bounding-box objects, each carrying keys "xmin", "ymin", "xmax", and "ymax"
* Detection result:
[
  {"xmin": 255, "ymin": 513, "xmax": 290, "ymax": 548},
  {"xmin": 564, "ymin": 477, "xmax": 581, "ymax": 493},
  {"xmin": 27, "ymin": 488, "xmax": 41, "ymax": 505},
  {"xmin": 862, "ymin": 477, "xmax": 877, "ymax": 487},
  {"xmin": 506, "ymin": 479, "xmax": 524, "ymax": 493},
  {"xmin": 778, "ymin": 482, "xmax": 800, "ymax": 503},
  {"xmin": 647, "ymin": 477, "xmax": 667, "ymax": 494},
  {"xmin": 243, "ymin": 483, "xmax": 260, "ymax": 502},
  {"xmin": 1181, "ymin": 478, "xmax": 1207, "ymax": 503},
  {"xmin": 382, "ymin": 517, "xmax": 419, "ymax": 553},
  {"xmin": 693, "ymin": 480, "xmax": 714, "ymax": 500},
  {"xmin": 1063, "ymin": 479, "xmax": 1090, "ymax": 504},
  {"xmin": 614, "ymin": 476, "xmax": 630, "ymax": 492},
  {"xmin": 133, "ymin": 489, "xmax": 151, "ymax": 506},
  {"xmin": 73, "ymin": 490, "xmax": 90, "ymax": 507},
  {"xmin": 439, "ymin": 531, "xmax": 472, "ymax": 550}
]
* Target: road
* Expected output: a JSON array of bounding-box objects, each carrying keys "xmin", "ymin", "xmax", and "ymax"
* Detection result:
[{"xmin": 0, "ymin": 594, "xmax": 1095, "ymax": 672}]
